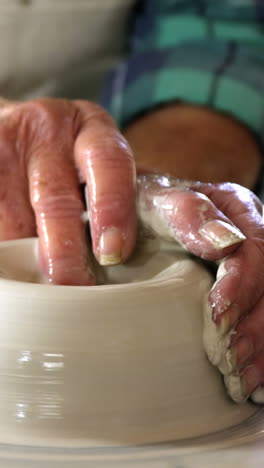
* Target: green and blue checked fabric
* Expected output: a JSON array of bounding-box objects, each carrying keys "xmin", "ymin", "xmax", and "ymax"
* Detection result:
[{"xmin": 101, "ymin": 0, "xmax": 264, "ymax": 142}]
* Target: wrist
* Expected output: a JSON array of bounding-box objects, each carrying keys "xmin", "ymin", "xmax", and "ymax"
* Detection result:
[{"xmin": 123, "ymin": 103, "xmax": 262, "ymax": 189}]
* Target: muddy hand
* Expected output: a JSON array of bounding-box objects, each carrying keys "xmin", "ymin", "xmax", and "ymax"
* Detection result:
[{"xmin": 138, "ymin": 174, "xmax": 264, "ymax": 398}]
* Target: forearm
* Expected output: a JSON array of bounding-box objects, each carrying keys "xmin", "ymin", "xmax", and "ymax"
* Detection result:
[
  {"xmin": 123, "ymin": 104, "xmax": 262, "ymax": 190},
  {"xmin": 102, "ymin": 2, "xmax": 263, "ymax": 189}
]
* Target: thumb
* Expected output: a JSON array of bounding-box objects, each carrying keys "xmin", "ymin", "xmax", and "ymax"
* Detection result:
[{"xmin": 137, "ymin": 176, "xmax": 245, "ymax": 260}]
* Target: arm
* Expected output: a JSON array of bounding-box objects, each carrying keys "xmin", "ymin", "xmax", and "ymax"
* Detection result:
[
  {"xmin": 102, "ymin": 0, "xmax": 264, "ymax": 189},
  {"xmin": 124, "ymin": 103, "xmax": 262, "ymax": 190}
]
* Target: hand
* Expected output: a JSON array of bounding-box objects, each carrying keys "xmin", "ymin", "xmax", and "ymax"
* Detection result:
[
  {"xmin": 137, "ymin": 175, "xmax": 264, "ymax": 399},
  {"xmin": 0, "ymin": 98, "xmax": 137, "ymax": 284},
  {"xmin": 125, "ymin": 103, "xmax": 263, "ymax": 400}
]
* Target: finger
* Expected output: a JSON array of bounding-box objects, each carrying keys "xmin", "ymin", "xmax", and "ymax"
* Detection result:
[
  {"xmin": 240, "ymin": 352, "xmax": 264, "ymax": 398},
  {"xmin": 27, "ymin": 104, "xmax": 95, "ymax": 285},
  {"xmin": 0, "ymin": 127, "xmax": 35, "ymax": 240},
  {"xmin": 209, "ymin": 238, "xmax": 264, "ymax": 329},
  {"xmin": 29, "ymin": 154, "xmax": 95, "ymax": 285},
  {"xmin": 198, "ymin": 184, "xmax": 264, "ymax": 331},
  {"xmin": 190, "ymin": 182, "xmax": 263, "ymax": 237},
  {"xmin": 137, "ymin": 181, "xmax": 245, "ymax": 260},
  {"xmin": 228, "ymin": 295, "xmax": 264, "ymax": 371},
  {"xmin": 74, "ymin": 102, "xmax": 137, "ymax": 266}
]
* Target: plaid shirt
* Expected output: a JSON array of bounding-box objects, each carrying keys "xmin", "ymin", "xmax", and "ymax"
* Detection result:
[{"xmin": 101, "ymin": 0, "xmax": 264, "ymax": 144}]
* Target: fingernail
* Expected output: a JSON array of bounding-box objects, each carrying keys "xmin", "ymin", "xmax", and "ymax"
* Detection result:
[
  {"xmin": 226, "ymin": 348, "xmax": 237, "ymax": 372},
  {"xmin": 233, "ymin": 336, "xmax": 254, "ymax": 370},
  {"xmin": 200, "ymin": 220, "xmax": 246, "ymax": 249},
  {"xmin": 241, "ymin": 366, "xmax": 261, "ymax": 398},
  {"xmin": 99, "ymin": 227, "xmax": 122, "ymax": 266},
  {"xmin": 214, "ymin": 304, "xmax": 240, "ymax": 334},
  {"xmin": 241, "ymin": 378, "xmax": 250, "ymax": 400},
  {"xmin": 218, "ymin": 314, "xmax": 230, "ymax": 335}
]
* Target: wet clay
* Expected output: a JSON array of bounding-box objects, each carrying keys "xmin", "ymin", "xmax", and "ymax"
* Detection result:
[{"xmin": 0, "ymin": 238, "xmax": 258, "ymax": 447}]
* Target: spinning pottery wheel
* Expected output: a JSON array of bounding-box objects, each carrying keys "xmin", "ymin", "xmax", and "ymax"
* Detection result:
[{"xmin": 0, "ymin": 238, "xmax": 263, "ymax": 467}]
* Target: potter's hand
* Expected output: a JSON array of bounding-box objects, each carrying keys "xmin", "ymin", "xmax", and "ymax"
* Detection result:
[
  {"xmin": 138, "ymin": 175, "xmax": 264, "ymax": 399},
  {"xmin": 0, "ymin": 98, "xmax": 137, "ymax": 284}
]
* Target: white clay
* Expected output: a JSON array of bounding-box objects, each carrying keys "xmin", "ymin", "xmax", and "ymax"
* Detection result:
[{"xmin": 0, "ymin": 238, "xmax": 259, "ymax": 448}]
